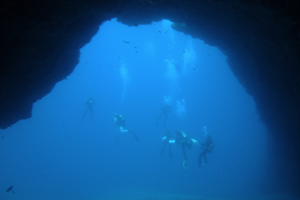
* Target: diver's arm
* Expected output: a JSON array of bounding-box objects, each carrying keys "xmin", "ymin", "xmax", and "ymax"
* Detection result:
[
  {"xmin": 162, "ymin": 136, "xmax": 167, "ymax": 141},
  {"xmin": 191, "ymin": 138, "xmax": 198, "ymax": 145}
]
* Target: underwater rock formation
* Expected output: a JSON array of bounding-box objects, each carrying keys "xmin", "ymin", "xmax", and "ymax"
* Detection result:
[{"xmin": 1, "ymin": 0, "xmax": 300, "ymax": 195}]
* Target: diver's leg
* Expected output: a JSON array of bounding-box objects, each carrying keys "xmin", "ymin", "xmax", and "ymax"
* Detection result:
[
  {"xmin": 120, "ymin": 127, "xmax": 139, "ymax": 141},
  {"xmin": 204, "ymin": 151, "xmax": 208, "ymax": 164},
  {"xmin": 80, "ymin": 109, "xmax": 88, "ymax": 122},
  {"xmin": 181, "ymin": 145, "xmax": 187, "ymax": 161},
  {"xmin": 181, "ymin": 145, "xmax": 187, "ymax": 169},
  {"xmin": 186, "ymin": 140, "xmax": 193, "ymax": 149},
  {"xmin": 163, "ymin": 114, "xmax": 168, "ymax": 128},
  {"xmin": 131, "ymin": 131, "xmax": 139, "ymax": 142},
  {"xmin": 198, "ymin": 152, "xmax": 203, "ymax": 167},
  {"xmin": 160, "ymin": 140, "xmax": 167, "ymax": 155},
  {"xmin": 129, "ymin": 130, "xmax": 139, "ymax": 142},
  {"xmin": 90, "ymin": 107, "xmax": 94, "ymax": 120},
  {"xmin": 156, "ymin": 112, "xmax": 163, "ymax": 126},
  {"xmin": 120, "ymin": 126, "xmax": 128, "ymax": 133}
]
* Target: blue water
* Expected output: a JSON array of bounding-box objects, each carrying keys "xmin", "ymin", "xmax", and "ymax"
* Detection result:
[{"xmin": 0, "ymin": 19, "xmax": 268, "ymax": 199}]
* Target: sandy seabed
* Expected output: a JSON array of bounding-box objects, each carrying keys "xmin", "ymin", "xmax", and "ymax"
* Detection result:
[{"xmin": 97, "ymin": 188, "xmax": 299, "ymax": 200}]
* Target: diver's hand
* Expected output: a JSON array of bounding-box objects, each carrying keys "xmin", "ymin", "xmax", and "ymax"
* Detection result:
[{"xmin": 191, "ymin": 139, "xmax": 198, "ymax": 146}]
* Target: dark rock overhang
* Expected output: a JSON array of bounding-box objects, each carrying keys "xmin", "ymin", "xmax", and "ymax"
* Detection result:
[{"xmin": 1, "ymin": 0, "xmax": 300, "ymax": 194}]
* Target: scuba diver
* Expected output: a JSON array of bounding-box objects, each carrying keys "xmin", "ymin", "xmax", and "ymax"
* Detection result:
[
  {"xmin": 198, "ymin": 126, "xmax": 214, "ymax": 168},
  {"xmin": 114, "ymin": 113, "xmax": 139, "ymax": 142},
  {"xmin": 169, "ymin": 130, "xmax": 198, "ymax": 169},
  {"xmin": 81, "ymin": 97, "xmax": 96, "ymax": 121},
  {"xmin": 156, "ymin": 96, "xmax": 172, "ymax": 128},
  {"xmin": 160, "ymin": 129, "xmax": 173, "ymax": 158}
]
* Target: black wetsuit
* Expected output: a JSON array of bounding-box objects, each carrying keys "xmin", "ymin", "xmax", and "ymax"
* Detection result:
[
  {"xmin": 156, "ymin": 104, "xmax": 171, "ymax": 128},
  {"xmin": 198, "ymin": 135, "xmax": 213, "ymax": 167},
  {"xmin": 81, "ymin": 98, "xmax": 95, "ymax": 121},
  {"xmin": 114, "ymin": 114, "xmax": 139, "ymax": 142},
  {"xmin": 176, "ymin": 131, "xmax": 193, "ymax": 161},
  {"xmin": 160, "ymin": 130, "xmax": 173, "ymax": 158}
]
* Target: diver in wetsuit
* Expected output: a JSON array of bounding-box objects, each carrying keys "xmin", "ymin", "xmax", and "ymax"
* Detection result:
[
  {"xmin": 156, "ymin": 96, "xmax": 172, "ymax": 128},
  {"xmin": 114, "ymin": 113, "xmax": 139, "ymax": 142},
  {"xmin": 198, "ymin": 126, "xmax": 214, "ymax": 167},
  {"xmin": 160, "ymin": 129, "xmax": 173, "ymax": 158},
  {"xmin": 81, "ymin": 97, "xmax": 96, "ymax": 121},
  {"xmin": 169, "ymin": 130, "xmax": 198, "ymax": 169}
]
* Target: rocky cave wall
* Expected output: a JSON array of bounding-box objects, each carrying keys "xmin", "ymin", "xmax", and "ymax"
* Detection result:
[{"xmin": 1, "ymin": 0, "xmax": 300, "ymax": 194}]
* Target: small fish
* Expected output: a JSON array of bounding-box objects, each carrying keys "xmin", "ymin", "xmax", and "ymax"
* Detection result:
[
  {"xmin": 158, "ymin": 31, "xmax": 161, "ymax": 33},
  {"xmin": 123, "ymin": 41, "xmax": 130, "ymax": 44},
  {"xmin": 6, "ymin": 185, "xmax": 13, "ymax": 192}
]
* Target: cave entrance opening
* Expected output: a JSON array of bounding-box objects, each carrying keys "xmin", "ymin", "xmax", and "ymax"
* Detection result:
[{"xmin": 0, "ymin": 18, "xmax": 270, "ymax": 198}]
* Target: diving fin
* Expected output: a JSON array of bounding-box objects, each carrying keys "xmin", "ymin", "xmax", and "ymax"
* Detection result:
[
  {"xmin": 183, "ymin": 160, "xmax": 187, "ymax": 169},
  {"xmin": 130, "ymin": 131, "xmax": 139, "ymax": 142}
]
